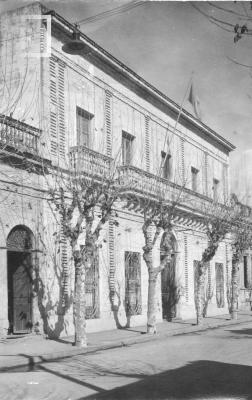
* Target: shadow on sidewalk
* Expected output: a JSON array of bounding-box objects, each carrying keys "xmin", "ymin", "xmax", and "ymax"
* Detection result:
[
  {"xmin": 227, "ymin": 327, "xmax": 252, "ymax": 338},
  {"xmin": 78, "ymin": 360, "xmax": 252, "ymax": 399}
]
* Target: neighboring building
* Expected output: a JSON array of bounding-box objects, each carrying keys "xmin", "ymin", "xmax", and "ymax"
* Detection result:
[{"xmin": 0, "ymin": 3, "xmax": 236, "ymax": 337}]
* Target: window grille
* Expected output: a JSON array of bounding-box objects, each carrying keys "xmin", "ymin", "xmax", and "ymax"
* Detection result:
[
  {"xmin": 125, "ymin": 251, "xmax": 142, "ymax": 316},
  {"xmin": 215, "ymin": 263, "xmax": 224, "ymax": 308}
]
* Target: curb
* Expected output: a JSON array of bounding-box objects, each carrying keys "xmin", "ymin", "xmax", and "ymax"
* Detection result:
[{"xmin": 2, "ymin": 316, "xmax": 252, "ymax": 370}]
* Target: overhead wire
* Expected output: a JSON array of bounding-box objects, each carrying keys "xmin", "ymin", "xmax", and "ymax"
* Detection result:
[{"xmin": 76, "ymin": 1, "xmax": 144, "ymax": 25}]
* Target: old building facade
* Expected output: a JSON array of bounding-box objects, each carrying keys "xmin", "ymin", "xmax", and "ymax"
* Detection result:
[{"xmin": 0, "ymin": 3, "xmax": 236, "ymax": 337}]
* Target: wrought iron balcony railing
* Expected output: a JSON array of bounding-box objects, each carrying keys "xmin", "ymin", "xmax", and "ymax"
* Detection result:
[
  {"xmin": 116, "ymin": 165, "xmax": 213, "ymax": 213},
  {"xmin": 69, "ymin": 145, "xmax": 113, "ymax": 178},
  {"xmin": 0, "ymin": 114, "xmax": 40, "ymax": 155}
]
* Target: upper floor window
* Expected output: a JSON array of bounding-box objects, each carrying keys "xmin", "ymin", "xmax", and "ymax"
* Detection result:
[
  {"xmin": 161, "ymin": 151, "xmax": 172, "ymax": 179},
  {"xmin": 213, "ymin": 178, "xmax": 220, "ymax": 201},
  {"xmin": 191, "ymin": 167, "xmax": 199, "ymax": 192},
  {"xmin": 76, "ymin": 107, "xmax": 93, "ymax": 147},
  {"xmin": 122, "ymin": 131, "xmax": 134, "ymax": 165}
]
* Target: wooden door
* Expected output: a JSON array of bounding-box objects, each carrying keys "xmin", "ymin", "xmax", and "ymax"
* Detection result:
[
  {"xmin": 161, "ymin": 255, "xmax": 176, "ymax": 320},
  {"xmin": 8, "ymin": 252, "xmax": 32, "ymax": 334},
  {"xmin": 13, "ymin": 260, "xmax": 32, "ymax": 333}
]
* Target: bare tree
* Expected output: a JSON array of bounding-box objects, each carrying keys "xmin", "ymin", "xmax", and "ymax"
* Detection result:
[
  {"xmin": 48, "ymin": 166, "xmax": 119, "ymax": 347},
  {"xmin": 230, "ymin": 204, "xmax": 252, "ymax": 319},
  {"xmin": 194, "ymin": 199, "xmax": 242, "ymax": 325}
]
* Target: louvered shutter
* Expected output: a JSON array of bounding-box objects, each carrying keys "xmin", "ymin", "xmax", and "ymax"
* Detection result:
[
  {"xmin": 145, "ymin": 115, "xmax": 150, "ymax": 171},
  {"xmin": 105, "ymin": 90, "xmax": 112, "ymax": 157},
  {"xmin": 49, "ymin": 56, "xmax": 66, "ymax": 159},
  {"xmin": 58, "ymin": 61, "xmax": 66, "ymax": 158},
  {"xmin": 204, "ymin": 152, "xmax": 209, "ymax": 197},
  {"xmin": 60, "ymin": 227, "xmax": 69, "ymax": 310},
  {"xmin": 108, "ymin": 219, "xmax": 115, "ymax": 300},
  {"xmin": 222, "ymin": 164, "xmax": 228, "ymax": 202},
  {"xmin": 180, "ymin": 137, "xmax": 185, "ymax": 184},
  {"xmin": 184, "ymin": 234, "xmax": 189, "ymax": 302},
  {"xmin": 49, "ymin": 57, "xmax": 58, "ymax": 156}
]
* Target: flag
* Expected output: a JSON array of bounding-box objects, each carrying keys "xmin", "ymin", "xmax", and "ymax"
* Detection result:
[{"xmin": 188, "ymin": 82, "xmax": 201, "ymax": 120}]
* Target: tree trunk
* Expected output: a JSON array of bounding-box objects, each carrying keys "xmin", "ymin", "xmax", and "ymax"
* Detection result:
[
  {"xmin": 147, "ymin": 269, "xmax": 158, "ymax": 334},
  {"xmin": 73, "ymin": 253, "xmax": 87, "ymax": 347},
  {"xmin": 195, "ymin": 266, "xmax": 206, "ymax": 325},
  {"xmin": 231, "ymin": 259, "xmax": 239, "ymax": 320}
]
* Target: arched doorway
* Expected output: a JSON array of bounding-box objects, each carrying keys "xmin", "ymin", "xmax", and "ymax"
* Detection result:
[
  {"xmin": 7, "ymin": 226, "xmax": 34, "ymax": 334},
  {"xmin": 160, "ymin": 231, "xmax": 178, "ymax": 321}
]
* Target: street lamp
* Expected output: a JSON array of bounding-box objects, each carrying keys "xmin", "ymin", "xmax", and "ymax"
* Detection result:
[{"xmin": 62, "ymin": 25, "xmax": 89, "ymax": 55}]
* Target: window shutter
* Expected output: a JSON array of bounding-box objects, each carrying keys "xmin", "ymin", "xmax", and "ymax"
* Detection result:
[
  {"xmin": 184, "ymin": 234, "xmax": 189, "ymax": 302},
  {"xmin": 109, "ymin": 219, "xmax": 115, "ymax": 300},
  {"xmin": 49, "ymin": 56, "xmax": 66, "ymax": 159},
  {"xmin": 105, "ymin": 90, "xmax": 112, "ymax": 157},
  {"xmin": 222, "ymin": 163, "xmax": 228, "ymax": 202},
  {"xmin": 60, "ymin": 227, "xmax": 69, "ymax": 310},
  {"xmin": 207, "ymin": 262, "xmax": 211, "ymax": 299},
  {"xmin": 145, "ymin": 115, "xmax": 150, "ymax": 172},
  {"xmin": 204, "ymin": 152, "xmax": 208, "ymax": 197},
  {"xmin": 180, "ymin": 137, "xmax": 185, "ymax": 184},
  {"xmin": 58, "ymin": 60, "xmax": 66, "ymax": 158},
  {"xmin": 49, "ymin": 57, "xmax": 58, "ymax": 156}
]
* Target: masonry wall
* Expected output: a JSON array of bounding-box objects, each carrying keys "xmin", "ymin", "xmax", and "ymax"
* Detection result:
[{"xmin": 0, "ymin": 4, "xmax": 234, "ymax": 336}]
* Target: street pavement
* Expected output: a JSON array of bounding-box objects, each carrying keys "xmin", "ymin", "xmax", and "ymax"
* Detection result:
[
  {"xmin": 1, "ymin": 311, "xmax": 252, "ymax": 370},
  {"xmin": 1, "ymin": 321, "xmax": 252, "ymax": 400}
]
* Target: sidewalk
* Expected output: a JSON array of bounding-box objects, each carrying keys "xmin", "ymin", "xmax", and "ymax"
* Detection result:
[{"xmin": 1, "ymin": 311, "xmax": 252, "ymax": 371}]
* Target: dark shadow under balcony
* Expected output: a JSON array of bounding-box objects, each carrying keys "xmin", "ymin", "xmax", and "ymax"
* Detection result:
[{"xmin": 69, "ymin": 145, "xmax": 113, "ymax": 179}]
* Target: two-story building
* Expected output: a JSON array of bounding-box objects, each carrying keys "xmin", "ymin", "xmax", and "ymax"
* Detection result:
[{"xmin": 0, "ymin": 3, "xmax": 236, "ymax": 337}]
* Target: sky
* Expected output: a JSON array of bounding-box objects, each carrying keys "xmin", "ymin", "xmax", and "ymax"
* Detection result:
[{"xmin": 1, "ymin": 0, "xmax": 252, "ymax": 198}]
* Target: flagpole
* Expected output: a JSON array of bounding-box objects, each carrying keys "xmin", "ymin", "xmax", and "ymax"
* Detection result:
[{"xmin": 159, "ymin": 72, "xmax": 194, "ymax": 177}]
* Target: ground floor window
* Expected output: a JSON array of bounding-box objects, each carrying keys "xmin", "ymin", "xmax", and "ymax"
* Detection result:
[
  {"xmin": 243, "ymin": 256, "xmax": 252, "ymax": 289},
  {"xmin": 125, "ymin": 251, "xmax": 142, "ymax": 316},
  {"xmin": 215, "ymin": 262, "xmax": 224, "ymax": 308},
  {"xmin": 85, "ymin": 251, "xmax": 99, "ymax": 319},
  {"xmin": 194, "ymin": 260, "xmax": 210, "ymax": 316}
]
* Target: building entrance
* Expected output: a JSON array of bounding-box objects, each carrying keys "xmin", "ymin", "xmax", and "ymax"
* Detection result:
[{"xmin": 7, "ymin": 226, "xmax": 34, "ymax": 334}]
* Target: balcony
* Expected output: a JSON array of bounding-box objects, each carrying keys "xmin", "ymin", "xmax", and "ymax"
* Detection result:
[
  {"xmin": 69, "ymin": 145, "xmax": 113, "ymax": 178},
  {"xmin": 0, "ymin": 114, "xmax": 40, "ymax": 155},
  {"xmin": 117, "ymin": 165, "xmax": 212, "ymax": 214}
]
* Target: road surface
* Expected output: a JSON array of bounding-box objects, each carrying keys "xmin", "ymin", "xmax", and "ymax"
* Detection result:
[{"xmin": 1, "ymin": 321, "xmax": 252, "ymax": 399}]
